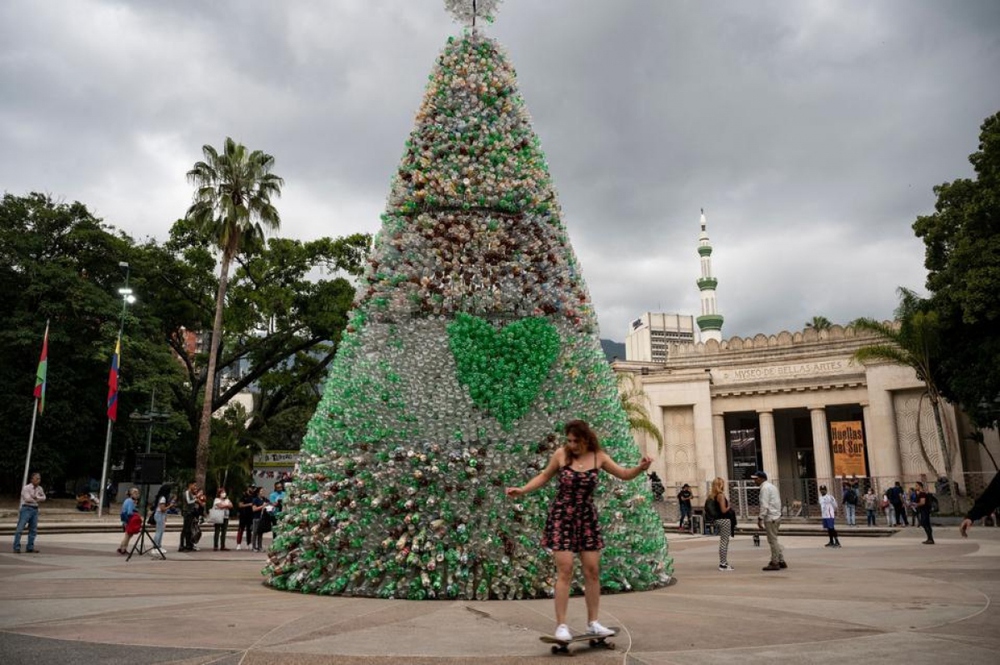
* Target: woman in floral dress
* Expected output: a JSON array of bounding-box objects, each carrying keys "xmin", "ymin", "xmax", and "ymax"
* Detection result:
[{"xmin": 505, "ymin": 419, "xmax": 652, "ymax": 642}]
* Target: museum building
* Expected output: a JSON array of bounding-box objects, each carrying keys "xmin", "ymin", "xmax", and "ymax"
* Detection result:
[{"xmin": 614, "ymin": 211, "xmax": 998, "ymax": 509}]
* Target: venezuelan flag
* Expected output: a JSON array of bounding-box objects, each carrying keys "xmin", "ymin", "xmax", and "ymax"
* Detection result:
[{"xmin": 107, "ymin": 337, "xmax": 120, "ymax": 422}]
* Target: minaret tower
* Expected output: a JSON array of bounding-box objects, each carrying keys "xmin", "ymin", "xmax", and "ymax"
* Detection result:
[{"xmin": 696, "ymin": 208, "xmax": 724, "ymax": 342}]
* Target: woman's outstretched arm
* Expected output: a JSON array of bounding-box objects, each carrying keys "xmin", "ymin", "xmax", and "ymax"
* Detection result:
[
  {"xmin": 599, "ymin": 452, "xmax": 653, "ymax": 481},
  {"xmin": 505, "ymin": 450, "xmax": 563, "ymax": 497}
]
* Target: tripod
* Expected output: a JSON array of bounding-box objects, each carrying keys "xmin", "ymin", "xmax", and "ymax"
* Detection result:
[{"xmin": 126, "ymin": 484, "xmax": 166, "ymax": 561}]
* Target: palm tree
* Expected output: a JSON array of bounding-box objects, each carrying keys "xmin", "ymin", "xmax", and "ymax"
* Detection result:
[
  {"xmin": 805, "ymin": 316, "xmax": 832, "ymax": 331},
  {"xmin": 851, "ymin": 288, "xmax": 957, "ymax": 501},
  {"xmin": 616, "ymin": 372, "xmax": 664, "ymax": 451},
  {"xmin": 208, "ymin": 402, "xmax": 265, "ymax": 493},
  {"xmin": 186, "ymin": 137, "xmax": 284, "ymax": 489}
]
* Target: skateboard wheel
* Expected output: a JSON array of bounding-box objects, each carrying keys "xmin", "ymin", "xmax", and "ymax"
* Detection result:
[{"xmin": 551, "ymin": 645, "xmax": 559, "ymax": 654}]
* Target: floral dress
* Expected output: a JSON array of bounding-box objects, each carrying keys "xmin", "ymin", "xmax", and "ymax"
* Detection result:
[{"xmin": 542, "ymin": 457, "xmax": 604, "ymax": 552}]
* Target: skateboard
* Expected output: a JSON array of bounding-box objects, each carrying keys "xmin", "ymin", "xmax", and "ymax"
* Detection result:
[{"xmin": 540, "ymin": 627, "xmax": 619, "ymax": 655}]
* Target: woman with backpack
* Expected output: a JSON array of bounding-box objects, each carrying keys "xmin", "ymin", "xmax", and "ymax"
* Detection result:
[
  {"xmin": 706, "ymin": 477, "xmax": 735, "ymax": 571},
  {"xmin": 117, "ymin": 487, "xmax": 141, "ymax": 555}
]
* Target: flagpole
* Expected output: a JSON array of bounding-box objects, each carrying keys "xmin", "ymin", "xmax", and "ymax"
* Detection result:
[
  {"xmin": 98, "ymin": 262, "xmax": 133, "ymax": 518},
  {"xmin": 23, "ymin": 319, "xmax": 49, "ymax": 488},
  {"xmin": 23, "ymin": 401, "xmax": 40, "ymax": 488},
  {"xmin": 98, "ymin": 417, "xmax": 114, "ymax": 518}
]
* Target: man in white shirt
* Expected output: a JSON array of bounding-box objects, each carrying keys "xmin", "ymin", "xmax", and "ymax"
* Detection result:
[
  {"xmin": 819, "ymin": 485, "xmax": 841, "ymax": 548},
  {"xmin": 13, "ymin": 472, "xmax": 46, "ymax": 553},
  {"xmin": 752, "ymin": 470, "xmax": 786, "ymax": 570}
]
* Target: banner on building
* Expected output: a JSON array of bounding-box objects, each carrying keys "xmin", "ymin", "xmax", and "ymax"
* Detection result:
[
  {"xmin": 830, "ymin": 421, "xmax": 867, "ymax": 477},
  {"xmin": 729, "ymin": 428, "xmax": 759, "ymax": 480},
  {"xmin": 252, "ymin": 450, "xmax": 299, "ymax": 484}
]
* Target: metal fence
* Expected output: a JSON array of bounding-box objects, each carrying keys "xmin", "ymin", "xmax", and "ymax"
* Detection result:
[
  {"xmin": 715, "ymin": 471, "xmax": 997, "ymax": 520},
  {"xmin": 646, "ymin": 482, "xmax": 690, "ymax": 528}
]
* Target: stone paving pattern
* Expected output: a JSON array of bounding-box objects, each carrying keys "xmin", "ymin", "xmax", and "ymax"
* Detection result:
[{"xmin": 1, "ymin": 523, "xmax": 998, "ymax": 664}]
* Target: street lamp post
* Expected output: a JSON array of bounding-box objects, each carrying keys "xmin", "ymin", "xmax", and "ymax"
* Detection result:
[{"xmin": 98, "ymin": 262, "xmax": 136, "ymax": 518}]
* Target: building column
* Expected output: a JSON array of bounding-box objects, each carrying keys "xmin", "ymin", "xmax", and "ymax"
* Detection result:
[
  {"xmin": 758, "ymin": 410, "xmax": 778, "ymax": 482},
  {"xmin": 863, "ymin": 368, "xmax": 902, "ymax": 480},
  {"xmin": 861, "ymin": 403, "xmax": 874, "ymax": 479},
  {"xmin": 810, "ymin": 406, "xmax": 833, "ymax": 489},
  {"xmin": 712, "ymin": 414, "xmax": 728, "ymax": 481}
]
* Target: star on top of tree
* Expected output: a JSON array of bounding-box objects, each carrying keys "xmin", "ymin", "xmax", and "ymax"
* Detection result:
[{"xmin": 444, "ymin": 0, "xmax": 503, "ymax": 28}]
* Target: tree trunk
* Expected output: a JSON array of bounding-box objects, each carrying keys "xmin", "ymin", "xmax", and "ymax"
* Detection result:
[
  {"xmin": 929, "ymin": 393, "xmax": 959, "ymax": 511},
  {"xmin": 195, "ymin": 251, "xmax": 232, "ymax": 490}
]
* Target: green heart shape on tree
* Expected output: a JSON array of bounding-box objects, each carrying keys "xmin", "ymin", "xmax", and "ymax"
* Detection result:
[{"xmin": 448, "ymin": 313, "xmax": 560, "ymax": 427}]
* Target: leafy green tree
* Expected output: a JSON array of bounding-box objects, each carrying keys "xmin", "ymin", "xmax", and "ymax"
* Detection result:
[
  {"xmin": 0, "ymin": 193, "xmax": 183, "ymax": 493},
  {"xmin": 141, "ymin": 218, "xmax": 369, "ymax": 475},
  {"xmin": 805, "ymin": 316, "xmax": 832, "ymax": 331},
  {"xmin": 617, "ymin": 372, "xmax": 664, "ymax": 451},
  {"xmin": 185, "ymin": 137, "xmax": 285, "ymax": 489},
  {"xmin": 0, "ymin": 192, "xmax": 367, "ymax": 497},
  {"xmin": 912, "ymin": 111, "xmax": 1000, "ymax": 428},
  {"xmin": 851, "ymin": 289, "xmax": 957, "ymax": 499}
]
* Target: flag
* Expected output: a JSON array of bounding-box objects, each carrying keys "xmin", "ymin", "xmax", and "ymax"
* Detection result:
[
  {"xmin": 107, "ymin": 337, "xmax": 121, "ymax": 422},
  {"xmin": 33, "ymin": 320, "xmax": 49, "ymax": 414}
]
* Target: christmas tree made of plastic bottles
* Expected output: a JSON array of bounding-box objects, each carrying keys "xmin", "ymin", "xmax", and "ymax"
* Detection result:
[{"xmin": 264, "ymin": 1, "xmax": 672, "ymax": 600}]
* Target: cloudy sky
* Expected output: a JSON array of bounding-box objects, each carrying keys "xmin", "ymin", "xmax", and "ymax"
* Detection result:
[{"xmin": 2, "ymin": 0, "xmax": 998, "ymax": 341}]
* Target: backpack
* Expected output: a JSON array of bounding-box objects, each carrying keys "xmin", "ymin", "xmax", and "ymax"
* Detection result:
[
  {"xmin": 704, "ymin": 497, "xmax": 721, "ymax": 521},
  {"xmin": 125, "ymin": 512, "xmax": 143, "ymax": 535},
  {"xmin": 844, "ymin": 488, "xmax": 858, "ymax": 505}
]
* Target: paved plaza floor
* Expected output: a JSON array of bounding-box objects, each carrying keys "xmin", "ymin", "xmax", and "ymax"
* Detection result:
[{"xmin": 1, "ymin": 523, "xmax": 998, "ymax": 664}]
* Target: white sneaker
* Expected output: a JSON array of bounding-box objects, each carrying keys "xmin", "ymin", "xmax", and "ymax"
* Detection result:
[
  {"xmin": 236, "ymin": 544, "xmax": 242, "ymax": 551},
  {"xmin": 587, "ymin": 621, "xmax": 614, "ymax": 637},
  {"xmin": 554, "ymin": 624, "xmax": 572, "ymax": 641},
  {"xmin": 718, "ymin": 564, "xmax": 735, "ymax": 571}
]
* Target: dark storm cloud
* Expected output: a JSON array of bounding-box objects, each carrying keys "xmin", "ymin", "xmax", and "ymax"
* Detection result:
[{"xmin": 2, "ymin": 0, "xmax": 998, "ymax": 341}]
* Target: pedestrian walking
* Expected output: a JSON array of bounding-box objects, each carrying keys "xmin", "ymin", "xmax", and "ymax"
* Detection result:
[
  {"xmin": 235, "ymin": 486, "xmax": 256, "ymax": 550},
  {"xmin": 887, "ymin": 481, "xmax": 908, "ymax": 526},
  {"xmin": 648, "ymin": 471, "xmax": 665, "ymax": 502},
  {"xmin": 960, "ymin": 472, "xmax": 1000, "ymax": 537},
  {"xmin": 915, "ymin": 481, "xmax": 934, "ymax": 544},
  {"xmin": 269, "ymin": 481, "xmax": 286, "ymax": 513},
  {"xmin": 250, "ymin": 486, "xmax": 267, "ymax": 552},
  {"xmin": 707, "ymin": 477, "xmax": 735, "ymax": 571},
  {"xmin": 505, "ymin": 419, "xmax": 652, "ymax": 642},
  {"xmin": 676, "ymin": 483, "xmax": 692, "ymax": 529},
  {"xmin": 881, "ymin": 491, "xmax": 893, "ymax": 525},
  {"xmin": 210, "ymin": 487, "xmax": 233, "ymax": 551},
  {"xmin": 863, "ymin": 487, "xmax": 878, "ymax": 527},
  {"xmin": 179, "ymin": 480, "xmax": 201, "ymax": 552},
  {"xmin": 151, "ymin": 484, "xmax": 172, "ymax": 549},
  {"xmin": 820, "ymin": 485, "xmax": 841, "ymax": 547},
  {"xmin": 13, "ymin": 472, "xmax": 46, "ymax": 553},
  {"xmin": 842, "ymin": 482, "xmax": 858, "ymax": 527},
  {"xmin": 907, "ymin": 487, "xmax": 920, "ymax": 527},
  {"xmin": 752, "ymin": 470, "xmax": 786, "ymax": 570}
]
